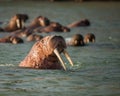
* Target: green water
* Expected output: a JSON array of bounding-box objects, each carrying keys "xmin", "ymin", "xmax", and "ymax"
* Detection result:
[{"xmin": 0, "ymin": 1, "xmax": 120, "ymax": 96}]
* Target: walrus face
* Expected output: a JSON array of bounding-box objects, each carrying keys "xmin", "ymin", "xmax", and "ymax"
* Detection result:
[
  {"xmin": 84, "ymin": 33, "xmax": 95, "ymax": 44},
  {"xmin": 9, "ymin": 14, "xmax": 28, "ymax": 31},
  {"xmin": 9, "ymin": 36, "xmax": 23, "ymax": 44},
  {"xmin": 15, "ymin": 14, "xmax": 28, "ymax": 28},
  {"xmin": 70, "ymin": 34, "xmax": 84, "ymax": 46},
  {"xmin": 40, "ymin": 36, "xmax": 66, "ymax": 55},
  {"xmin": 27, "ymin": 34, "xmax": 43, "ymax": 41},
  {"xmin": 80, "ymin": 19, "xmax": 90, "ymax": 26},
  {"xmin": 41, "ymin": 36, "xmax": 73, "ymax": 70},
  {"xmin": 49, "ymin": 36, "xmax": 66, "ymax": 53}
]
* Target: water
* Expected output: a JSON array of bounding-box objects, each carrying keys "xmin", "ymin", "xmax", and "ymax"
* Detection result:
[{"xmin": 0, "ymin": 1, "xmax": 120, "ymax": 96}]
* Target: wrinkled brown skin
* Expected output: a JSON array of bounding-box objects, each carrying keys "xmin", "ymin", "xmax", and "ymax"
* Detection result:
[
  {"xmin": 0, "ymin": 36, "xmax": 10, "ymax": 43},
  {"xmin": 0, "ymin": 35, "xmax": 24, "ymax": 44},
  {"xmin": 10, "ymin": 36, "xmax": 24, "ymax": 44},
  {"xmin": 14, "ymin": 16, "xmax": 50, "ymax": 37},
  {"xmin": 67, "ymin": 19, "xmax": 90, "ymax": 28},
  {"xmin": 3, "ymin": 14, "xmax": 28, "ymax": 32},
  {"xmin": 10, "ymin": 28, "xmax": 32, "ymax": 38},
  {"xmin": 29, "ymin": 16, "xmax": 50, "ymax": 28},
  {"xmin": 34, "ymin": 22, "xmax": 70, "ymax": 33},
  {"xmin": 84, "ymin": 33, "xmax": 95, "ymax": 44},
  {"xmin": 26, "ymin": 34, "xmax": 43, "ymax": 41},
  {"xmin": 67, "ymin": 34, "xmax": 85, "ymax": 46},
  {"xmin": 7, "ymin": 16, "xmax": 50, "ymax": 38},
  {"xmin": 19, "ymin": 35, "xmax": 66, "ymax": 69}
]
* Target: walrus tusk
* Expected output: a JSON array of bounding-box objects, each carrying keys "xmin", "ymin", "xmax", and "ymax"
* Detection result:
[
  {"xmin": 54, "ymin": 48, "xmax": 67, "ymax": 71},
  {"xmin": 21, "ymin": 20, "xmax": 24, "ymax": 28},
  {"xmin": 40, "ymin": 20, "xmax": 45, "ymax": 26},
  {"xmin": 16, "ymin": 19, "xmax": 20, "ymax": 28},
  {"xmin": 63, "ymin": 50, "xmax": 74, "ymax": 66}
]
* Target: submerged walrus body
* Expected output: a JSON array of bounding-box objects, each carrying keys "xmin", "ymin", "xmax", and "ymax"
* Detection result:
[
  {"xmin": 0, "ymin": 35, "xmax": 23, "ymax": 44},
  {"xmin": 67, "ymin": 19, "xmax": 90, "ymax": 28},
  {"xmin": 19, "ymin": 35, "xmax": 73, "ymax": 70}
]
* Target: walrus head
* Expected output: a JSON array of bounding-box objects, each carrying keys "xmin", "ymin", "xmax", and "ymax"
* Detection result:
[
  {"xmin": 38, "ymin": 16, "xmax": 50, "ymax": 26},
  {"xmin": 4, "ymin": 14, "xmax": 28, "ymax": 32},
  {"xmin": 15, "ymin": 14, "xmax": 28, "ymax": 29},
  {"xmin": 19, "ymin": 35, "xmax": 73, "ymax": 70},
  {"xmin": 29, "ymin": 16, "xmax": 50, "ymax": 28},
  {"xmin": 84, "ymin": 33, "xmax": 95, "ymax": 44},
  {"xmin": 69, "ymin": 34, "xmax": 84, "ymax": 46}
]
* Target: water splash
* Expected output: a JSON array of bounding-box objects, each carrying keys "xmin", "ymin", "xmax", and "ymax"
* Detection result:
[{"xmin": 0, "ymin": 64, "xmax": 15, "ymax": 67}]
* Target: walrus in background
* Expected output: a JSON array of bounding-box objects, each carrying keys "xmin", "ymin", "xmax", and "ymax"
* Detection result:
[
  {"xmin": 29, "ymin": 16, "xmax": 50, "ymax": 28},
  {"xmin": 19, "ymin": 35, "xmax": 73, "ymax": 70},
  {"xmin": 67, "ymin": 19, "xmax": 90, "ymax": 28},
  {"xmin": 84, "ymin": 33, "xmax": 95, "ymax": 44},
  {"xmin": 34, "ymin": 22, "xmax": 70, "ymax": 33},
  {"xmin": 6, "ymin": 16, "xmax": 50, "ymax": 38},
  {"xmin": 12, "ymin": 16, "xmax": 50, "ymax": 37},
  {"xmin": 1, "ymin": 14, "xmax": 28, "ymax": 32},
  {"xmin": 67, "ymin": 34, "xmax": 85, "ymax": 46},
  {"xmin": 0, "ymin": 36, "xmax": 10, "ymax": 43},
  {"xmin": 0, "ymin": 35, "xmax": 24, "ymax": 44},
  {"xmin": 26, "ymin": 34, "xmax": 43, "ymax": 42}
]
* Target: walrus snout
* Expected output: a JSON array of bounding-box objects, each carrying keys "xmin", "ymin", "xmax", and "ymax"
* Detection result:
[
  {"xmin": 49, "ymin": 36, "xmax": 67, "ymax": 53},
  {"xmin": 49, "ymin": 36, "xmax": 73, "ymax": 70}
]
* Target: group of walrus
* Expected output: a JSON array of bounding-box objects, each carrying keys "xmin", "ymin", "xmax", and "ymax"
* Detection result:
[{"xmin": 0, "ymin": 14, "xmax": 95, "ymax": 70}]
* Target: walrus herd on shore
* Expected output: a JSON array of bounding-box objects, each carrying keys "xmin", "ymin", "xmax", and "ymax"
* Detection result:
[{"xmin": 0, "ymin": 14, "xmax": 95, "ymax": 70}]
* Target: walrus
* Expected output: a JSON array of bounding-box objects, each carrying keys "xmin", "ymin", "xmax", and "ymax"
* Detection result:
[
  {"xmin": 67, "ymin": 19, "xmax": 90, "ymax": 28},
  {"xmin": 0, "ymin": 35, "xmax": 24, "ymax": 44},
  {"xmin": 19, "ymin": 35, "xmax": 73, "ymax": 70},
  {"xmin": 6, "ymin": 16, "xmax": 50, "ymax": 38},
  {"xmin": 84, "ymin": 33, "xmax": 95, "ymax": 44},
  {"xmin": 26, "ymin": 34, "xmax": 43, "ymax": 42},
  {"xmin": 29, "ymin": 16, "xmax": 50, "ymax": 28},
  {"xmin": 2, "ymin": 14, "xmax": 28, "ymax": 32},
  {"xmin": 11, "ymin": 16, "xmax": 50, "ymax": 37},
  {"xmin": 34, "ymin": 22, "xmax": 70, "ymax": 33},
  {"xmin": 67, "ymin": 34, "xmax": 85, "ymax": 46}
]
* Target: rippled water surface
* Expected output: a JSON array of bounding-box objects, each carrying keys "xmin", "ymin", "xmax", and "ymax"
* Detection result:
[{"xmin": 0, "ymin": 1, "xmax": 120, "ymax": 96}]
